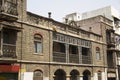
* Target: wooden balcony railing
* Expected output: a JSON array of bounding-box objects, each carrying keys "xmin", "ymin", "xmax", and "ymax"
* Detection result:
[
  {"xmin": 107, "ymin": 37, "xmax": 115, "ymax": 44},
  {"xmin": 1, "ymin": 1, "xmax": 17, "ymax": 15},
  {"xmin": 82, "ymin": 55, "xmax": 92, "ymax": 64},
  {"xmin": 2, "ymin": 43, "xmax": 16, "ymax": 58},
  {"xmin": 0, "ymin": 0, "xmax": 18, "ymax": 20},
  {"xmin": 53, "ymin": 52, "xmax": 66, "ymax": 63},
  {"xmin": 69, "ymin": 54, "xmax": 79, "ymax": 63},
  {"xmin": 53, "ymin": 52, "xmax": 92, "ymax": 64}
]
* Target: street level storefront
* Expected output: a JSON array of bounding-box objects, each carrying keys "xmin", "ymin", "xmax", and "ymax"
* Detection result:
[
  {"xmin": 107, "ymin": 72, "xmax": 116, "ymax": 80},
  {"xmin": 0, "ymin": 65, "xmax": 19, "ymax": 80}
]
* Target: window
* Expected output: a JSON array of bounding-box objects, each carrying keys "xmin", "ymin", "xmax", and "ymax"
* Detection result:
[
  {"xmin": 53, "ymin": 42, "xmax": 65, "ymax": 53},
  {"xmin": 3, "ymin": 28, "xmax": 16, "ymax": 44},
  {"xmin": 69, "ymin": 45, "xmax": 78, "ymax": 54},
  {"xmin": 98, "ymin": 71, "xmax": 102, "ymax": 80},
  {"xmin": 34, "ymin": 34, "xmax": 43, "ymax": 53},
  {"xmin": 82, "ymin": 47, "xmax": 89, "ymax": 56},
  {"xmin": 33, "ymin": 70, "xmax": 43, "ymax": 80},
  {"xmin": 96, "ymin": 47, "xmax": 101, "ymax": 60}
]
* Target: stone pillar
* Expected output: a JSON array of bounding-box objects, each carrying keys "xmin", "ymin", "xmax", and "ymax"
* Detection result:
[
  {"xmin": 78, "ymin": 46, "xmax": 82, "ymax": 64},
  {"xmin": 53, "ymin": 75, "xmax": 55, "ymax": 80},
  {"xmin": 66, "ymin": 75, "xmax": 70, "ymax": 80},
  {"xmin": 90, "ymin": 76, "xmax": 93, "ymax": 80},
  {"xmin": 80, "ymin": 74, "xmax": 83, "ymax": 80},
  {"xmin": 113, "ymin": 52, "xmax": 117, "ymax": 66},
  {"xmin": 93, "ymin": 73, "xmax": 98, "ymax": 80},
  {"xmin": 66, "ymin": 44, "xmax": 69, "ymax": 63}
]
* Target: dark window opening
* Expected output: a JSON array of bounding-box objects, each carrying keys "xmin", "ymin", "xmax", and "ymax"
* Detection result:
[
  {"xmin": 106, "ymin": 30, "xmax": 111, "ymax": 43},
  {"xmin": 70, "ymin": 70, "xmax": 80, "ymax": 80},
  {"xmin": 83, "ymin": 70, "xmax": 91, "ymax": 80},
  {"xmin": 69, "ymin": 45, "xmax": 78, "ymax": 54},
  {"xmin": 3, "ymin": 28, "xmax": 17, "ymax": 44},
  {"xmin": 54, "ymin": 69, "xmax": 66, "ymax": 80},
  {"xmin": 2, "ymin": 28, "xmax": 17, "ymax": 57},
  {"xmin": 106, "ymin": 30, "xmax": 115, "ymax": 44},
  {"xmin": 53, "ymin": 42, "xmax": 65, "ymax": 53},
  {"xmin": 107, "ymin": 51, "xmax": 114, "ymax": 67},
  {"xmin": 82, "ymin": 47, "xmax": 89, "ymax": 56}
]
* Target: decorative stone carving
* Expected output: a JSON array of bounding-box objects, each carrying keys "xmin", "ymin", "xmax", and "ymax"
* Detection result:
[
  {"xmin": 27, "ymin": 13, "xmax": 50, "ymax": 27},
  {"xmin": 53, "ymin": 32, "xmax": 91, "ymax": 47}
]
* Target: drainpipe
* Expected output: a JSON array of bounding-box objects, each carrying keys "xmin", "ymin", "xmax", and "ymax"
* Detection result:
[
  {"xmin": 19, "ymin": 0, "xmax": 24, "ymax": 80},
  {"xmin": 48, "ymin": 12, "xmax": 51, "ymax": 80}
]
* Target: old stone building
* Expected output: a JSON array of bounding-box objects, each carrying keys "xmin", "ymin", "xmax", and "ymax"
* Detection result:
[
  {"xmin": 0, "ymin": 0, "xmax": 117, "ymax": 80},
  {"xmin": 75, "ymin": 16, "xmax": 117, "ymax": 80},
  {"xmin": 63, "ymin": 6, "xmax": 120, "ymax": 80}
]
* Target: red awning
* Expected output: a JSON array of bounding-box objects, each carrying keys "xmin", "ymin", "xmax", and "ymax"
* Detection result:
[{"xmin": 0, "ymin": 65, "xmax": 20, "ymax": 72}]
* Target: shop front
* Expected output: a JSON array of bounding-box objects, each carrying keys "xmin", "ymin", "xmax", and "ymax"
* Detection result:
[
  {"xmin": 0, "ymin": 65, "xmax": 20, "ymax": 80},
  {"xmin": 107, "ymin": 72, "xmax": 116, "ymax": 80}
]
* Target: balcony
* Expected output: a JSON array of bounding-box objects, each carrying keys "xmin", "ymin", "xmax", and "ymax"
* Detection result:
[
  {"xmin": 69, "ymin": 54, "xmax": 79, "ymax": 63},
  {"xmin": 53, "ymin": 52, "xmax": 66, "ymax": 63},
  {"xmin": 0, "ymin": 28, "xmax": 17, "ymax": 58},
  {"xmin": 107, "ymin": 37, "xmax": 115, "ymax": 48},
  {"xmin": 82, "ymin": 55, "xmax": 92, "ymax": 64},
  {"xmin": 106, "ymin": 29, "xmax": 115, "ymax": 48},
  {"xmin": 2, "ymin": 43, "xmax": 16, "ymax": 58},
  {"xmin": 0, "ymin": 0, "xmax": 18, "ymax": 21},
  {"xmin": 53, "ymin": 41, "xmax": 92, "ymax": 64},
  {"xmin": 53, "ymin": 52, "xmax": 92, "ymax": 64}
]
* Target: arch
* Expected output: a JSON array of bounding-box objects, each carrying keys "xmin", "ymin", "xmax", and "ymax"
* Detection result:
[
  {"xmin": 34, "ymin": 69, "xmax": 43, "ymax": 73},
  {"xmin": 54, "ymin": 69, "xmax": 66, "ymax": 80},
  {"xmin": 33, "ymin": 70, "xmax": 43, "ymax": 80},
  {"xmin": 70, "ymin": 69, "xmax": 80, "ymax": 80},
  {"xmin": 83, "ymin": 70, "xmax": 91, "ymax": 80},
  {"xmin": 96, "ymin": 47, "xmax": 100, "ymax": 51},
  {"xmin": 34, "ymin": 34, "xmax": 43, "ymax": 39}
]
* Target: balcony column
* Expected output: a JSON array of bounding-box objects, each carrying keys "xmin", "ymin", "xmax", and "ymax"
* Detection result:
[
  {"xmin": 89, "ymin": 48, "xmax": 92, "ymax": 64},
  {"xmin": 78, "ymin": 46, "xmax": 82, "ymax": 64},
  {"xmin": 0, "ymin": 24, "xmax": 3, "ymax": 56},
  {"xmin": 66, "ymin": 44, "xmax": 69, "ymax": 63},
  {"xmin": 113, "ymin": 52, "xmax": 117, "ymax": 67},
  {"xmin": 1, "ymin": 0, "xmax": 5, "ymax": 12}
]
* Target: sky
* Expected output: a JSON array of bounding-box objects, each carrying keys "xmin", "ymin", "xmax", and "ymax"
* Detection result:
[{"xmin": 27, "ymin": 0, "xmax": 120, "ymax": 22}]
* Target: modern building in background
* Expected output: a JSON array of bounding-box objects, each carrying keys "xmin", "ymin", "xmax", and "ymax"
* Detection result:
[{"xmin": 0, "ymin": 0, "xmax": 119, "ymax": 80}]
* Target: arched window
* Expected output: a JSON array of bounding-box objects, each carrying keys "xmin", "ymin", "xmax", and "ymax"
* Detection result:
[
  {"xmin": 33, "ymin": 70, "xmax": 43, "ymax": 80},
  {"xmin": 96, "ymin": 47, "xmax": 101, "ymax": 60},
  {"xmin": 70, "ymin": 69, "xmax": 80, "ymax": 80},
  {"xmin": 54, "ymin": 69, "xmax": 66, "ymax": 80},
  {"xmin": 34, "ymin": 34, "xmax": 43, "ymax": 53},
  {"xmin": 83, "ymin": 70, "xmax": 91, "ymax": 80}
]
